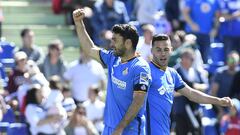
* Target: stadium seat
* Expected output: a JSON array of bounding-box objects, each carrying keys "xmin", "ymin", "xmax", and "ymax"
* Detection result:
[
  {"xmin": 200, "ymin": 104, "xmax": 218, "ymax": 135},
  {"xmin": 0, "ymin": 122, "xmax": 9, "ymax": 133},
  {"xmin": 0, "ymin": 63, "xmax": 7, "ymax": 88},
  {"xmin": 0, "ymin": 40, "xmax": 16, "ymax": 69},
  {"xmin": 7, "ymin": 123, "xmax": 28, "ymax": 135},
  {"xmin": 2, "ymin": 108, "xmax": 16, "ymax": 123},
  {"xmin": 208, "ymin": 42, "xmax": 225, "ymax": 66}
]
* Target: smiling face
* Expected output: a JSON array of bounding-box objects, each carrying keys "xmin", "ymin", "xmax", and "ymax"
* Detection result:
[{"xmin": 151, "ymin": 35, "xmax": 172, "ymax": 68}]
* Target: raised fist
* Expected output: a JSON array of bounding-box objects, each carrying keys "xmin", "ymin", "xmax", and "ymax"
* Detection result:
[{"xmin": 73, "ymin": 9, "xmax": 85, "ymax": 22}]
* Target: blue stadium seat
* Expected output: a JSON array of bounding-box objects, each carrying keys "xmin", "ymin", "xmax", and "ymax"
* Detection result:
[
  {"xmin": 0, "ymin": 63, "xmax": 7, "ymax": 88},
  {"xmin": 205, "ymin": 42, "xmax": 225, "ymax": 75},
  {"xmin": 0, "ymin": 122, "xmax": 9, "ymax": 133},
  {"xmin": 200, "ymin": 104, "xmax": 218, "ymax": 135},
  {"xmin": 0, "ymin": 40, "xmax": 16, "ymax": 69},
  {"xmin": 2, "ymin": 108, "xmax": 16, "ymax": 123},
  {"xmin": 208, "ymin": 42, "xmax": 225, "ymax": 66},
  {"xmin": 7, "ymin": 123, "xmax": 28, "ymax": 135}
]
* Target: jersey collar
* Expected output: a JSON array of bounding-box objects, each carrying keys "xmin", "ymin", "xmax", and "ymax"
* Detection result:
[{"xmin": 151, "ymin": 61, "xmax": 167, "ymax": 71}]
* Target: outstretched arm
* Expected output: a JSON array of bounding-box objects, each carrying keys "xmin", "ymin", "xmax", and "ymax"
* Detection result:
[
  {"xmin": 112, "ymin": 92, "xmax": 146, "ymax": 135},
  {"xmin": 178, "ymin": 85, "xmax": 233, "ymax": 107},
  {"xmin": 73, "ymin": 9, "xmax": 101, "ymax": 62}
]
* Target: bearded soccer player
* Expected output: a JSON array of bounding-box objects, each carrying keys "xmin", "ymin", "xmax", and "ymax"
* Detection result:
[{"xmin": 73, "ymin": 9, "xmax": 151, "ymax": 135}]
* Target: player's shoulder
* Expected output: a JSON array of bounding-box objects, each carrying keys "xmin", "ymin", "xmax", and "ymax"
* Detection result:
[
  {"xmin": 131, "ymin": 57, "xmax": 151, "ymax": 73},
  {"xmin": 134, "ymin": 57, "xmax": 150, "ymax": 68},
  {"xmin": 166, "ymin": 67, "xmax": 179, "ymax": 76}
]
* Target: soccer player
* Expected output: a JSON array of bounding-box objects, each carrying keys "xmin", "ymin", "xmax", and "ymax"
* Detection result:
[
  {"xmin": 73, "ymin": 9, "xmax": 151, "ymax": 135},
  {"xmin": 146, "ymin": 34, "xmax": 233, "ymax": 135}
]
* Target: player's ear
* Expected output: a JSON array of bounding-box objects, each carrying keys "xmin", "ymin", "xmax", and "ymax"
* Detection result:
[{"xmin": 125, "ymin": 39, "xmax": 132, "ymax": 49}]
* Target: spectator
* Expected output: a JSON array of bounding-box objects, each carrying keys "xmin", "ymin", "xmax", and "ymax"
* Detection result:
[
  {"xmin": 64, "ymin": 103, "xmax": 99, "ymax": 135},
  {"xmin": 39, "ymin": 39, "xmax": 66, "ymax": 80},
  {"xmin": 172, "ymin": 48, "xmax": 209, "ymax": 135},
  {"xmin": 25, "ymin": 84, "xmax": 63, "ymax": 135},
  {"xmin": 182, "ymin": 0, "xmax": 220, "ymax": 63},
  {"xmin": 218, "ymin": 0, "xmax": 240, "ymax": 58},
  {"xmin": 210, "ymin": 51, "xmax": 239, "ymax": 119},
  {"xmin": 211, "ymin": 51, "xmax": 239, "ymax": 98},
  {"xmin": 230, "ymin": 66, "xmax": 240, "ymax": 100},
  {"xmin": 169, "ymin": 34, "xmax": 204, "ymax": 72},
  {"xmin": 44, "ymin": 75, "xmax": 67, "ymax": 135},
  {"xmin": 19, "ymin": 28, "xmax": 43, "ymax": 64},
  {"xmin": 135, "ymin": 0, "xmax": 166, "ymax": 25},
  {"xmin": 17, "ymin": 60, "xmax": 49, "ymax": 114},
  {"xmin": 44, "ymin": 75, "xmax": 64, "ymax": 110},
  {"xmin": 91, "ymin": 0, "xmax": 129, "ymax": 48},
  {"xmin": 83, "ymin": 85, "xmax": 105, "ymax": 134},
  {"xmin": 220, "ymin": 98, "xmax": 240, "ymax": 135},
  {"xmin": 62, "ymin": 84, "xmax": 76, "ymax": 118},
  {"xmin": 7, "ymin": 51, "xmax": 28, "ymax": 94},
  {"xmin": 136, "ymin": 24, "xmax": 155, "ymax": 62},
  {"xmin": 165, "ymin": 0, "xmax": 185, "ymax": 31},
  {"xmin": 63, "ymin": 47, "xmax": 106, "ymax": 103}
]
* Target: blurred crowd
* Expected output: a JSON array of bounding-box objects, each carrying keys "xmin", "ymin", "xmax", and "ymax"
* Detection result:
[{"xmin": 0, "ymin": 0, "xmax": 240, "ymax": 134}]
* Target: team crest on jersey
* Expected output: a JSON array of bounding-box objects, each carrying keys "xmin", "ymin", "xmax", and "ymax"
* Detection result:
[
  {"xmin": 140, "ymin": 72, "xmax": 149, "ymax": 85},
  {"xmin": 201, "ymin": 3, "xmax": 211, "ymax": 13},
  {"xmin": 122, "ymin": 68, "xmax": 128, "ymax": 75}
]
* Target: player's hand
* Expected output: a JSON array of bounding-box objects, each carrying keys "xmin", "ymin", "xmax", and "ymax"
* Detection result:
[
  {"xmin": 190, "ymin": 23, "xmax": 199, "ymax": 32},
  {"xmin": 219, "ymin": 97, "xmax": 233, "ymax": 107},
  {"xmin": 73, "ymin": 8, "xmax": 85, "ymax": 23},
  {"xmin": 112, "ymin": 128, "xmax": 123, "ymax": 135}
]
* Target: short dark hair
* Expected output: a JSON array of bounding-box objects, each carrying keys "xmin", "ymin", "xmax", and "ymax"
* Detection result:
[
  {"xmin": 49, "ymin": 75, "xmax": 62, "ymax": 90},
  {"xmin": 25, "ymin": 85, "xmax": 41, "ymax": 105},
  {"xmin": 48, "ymin": 39, "xmax": 64, "ymax": 50},
  {"xmin": 20, "ymin": 28, "xmax": 32, "ymax": 38},
  {"xmin": 112, "ymin": 24, "xmax": 139, "ymax": 50},
  {"xmin": 152, "ymin": 34, "xmax": 170, "ymax": 46}
]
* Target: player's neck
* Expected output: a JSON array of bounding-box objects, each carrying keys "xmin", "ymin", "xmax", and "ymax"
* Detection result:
[
  {"xmin": 121, "ymin": 51, "xmax": 136, "ymax": 63},
  {"xmin": 151, "ymin": 60, "xmax": 167, "ymax": 71}
]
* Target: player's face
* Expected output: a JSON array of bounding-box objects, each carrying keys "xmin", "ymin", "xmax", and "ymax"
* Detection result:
[
  {"xmin": 111, "ymin": 33, "xmax": 127, "ymax": 56},
  {"xmin": 151, "ymin": 40, "xmax": 172, "ymax": 67}
]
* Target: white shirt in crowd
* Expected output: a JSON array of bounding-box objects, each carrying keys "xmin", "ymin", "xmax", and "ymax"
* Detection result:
[
  {"xmin": 83, "ymin": 99, "xmax": 105, "ymax": 132},
  {"xmin": 63, "ymin": 60, "xmax": 106, "ymax": 102},
  {"xmin": 25, "ymin": 104, "xmax": 59, "ymax": 135},
  {"xmin": 44, "ymin": 89, "xmax": 64, "ymax": 109},
  {"xmin": 136, "ymin": 37, "xmax": 152, "ymax": 61}
]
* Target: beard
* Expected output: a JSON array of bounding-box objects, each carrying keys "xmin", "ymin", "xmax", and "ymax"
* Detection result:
[{"xmin": 113, "ymin": 46, "xmax": 126, "ymax": 57}]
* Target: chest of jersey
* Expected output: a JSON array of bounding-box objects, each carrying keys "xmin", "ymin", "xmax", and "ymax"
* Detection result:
[{"xmin": 110, "ymin": 59, "xmax": 133, "ymax": 91}]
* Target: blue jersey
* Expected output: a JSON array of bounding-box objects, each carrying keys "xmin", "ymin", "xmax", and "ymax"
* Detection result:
[
  {"xmin": 99, "ymin": 49, "xmax": 151, "ymax": 135},
  {"xmin": 146, "ymin": 62, "xmax": 185, "ymax": 135},
  {"xmin": 219, "ymin": 0, "xmax": 240, "ymax": 36},
  {"xmin": 185, "ymin": 0, "xmax": 219, "ymax": 34}
]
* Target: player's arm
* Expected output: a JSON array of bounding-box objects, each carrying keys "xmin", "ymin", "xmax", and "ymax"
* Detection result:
[
  {"xmin": 182, "ymin": 4, "xmax": 199, "ymax": 32},
  {"xmin": 72, "ymin": 9, "xmax": 101, "ymax": 62},
  {"xmin": 178, "ymin": 84, "xmax": 233, "ymax": 107},
  {"xmin": 112, "ymin": 91, "xmax": 146, "ymax": 135}
]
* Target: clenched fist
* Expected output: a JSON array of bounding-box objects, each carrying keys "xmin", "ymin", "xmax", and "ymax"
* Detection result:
[
  {"xmin": 73, "ymin": 9, "xmax": 85, "ymax": 22},
  {"xmin": 219, "ymin": 97, "xmax": 233, "ymax": 107}
]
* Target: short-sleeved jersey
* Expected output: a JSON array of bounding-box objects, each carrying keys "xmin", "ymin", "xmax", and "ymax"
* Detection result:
[
  {"xmin": 99, "ymin": 49, "xmax": 151, "ymax": 134},
  {"xmin": 184, "ymin": 0, "xmax": 220, "ymax": 34},
  {"xmin": 146, "ymin": 62, "xmax": 185, "ymax": 135},
  {"xmin": 219, "ymin": 0, "xmax": 240, "ymax": 36}
]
